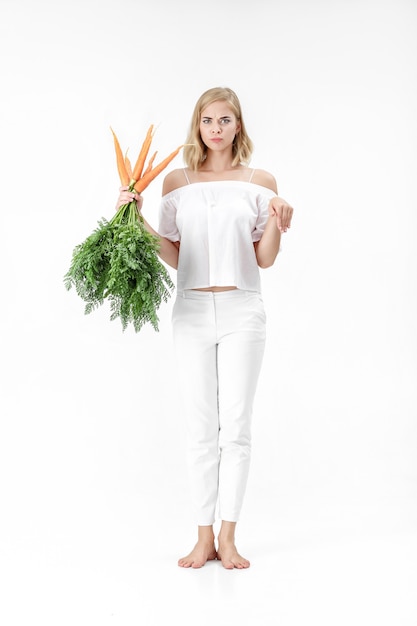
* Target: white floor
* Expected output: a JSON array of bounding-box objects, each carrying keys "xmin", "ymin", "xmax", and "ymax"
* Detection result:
[{"xmin": 1, "ymin": 477, "xmax": 416, "ymax": 626}]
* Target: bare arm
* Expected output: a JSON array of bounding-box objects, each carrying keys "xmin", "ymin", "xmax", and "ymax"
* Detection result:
[
  {"xmin": 251, "ymin": 170, "xmax": 294, "ymax": 269},
  {"xmin": 255, "ymin": 197, "xmax": 294, "ymax": 268},
  {"xmin": 255, "ymin": 214, "xmax": 282, "ymax": 268}
]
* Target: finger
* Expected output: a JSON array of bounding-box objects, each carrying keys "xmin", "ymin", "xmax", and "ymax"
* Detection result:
[
  {"xmin": 281, "ymin": 207, "xmax": 293, "ymax": 231},
  {"xmin": 275, "ymin": 212, "xmax": 285, "ymax": 232},
  {"xmin": 115, "ymin": 192, "xmax": 133, "ymax": 209},
  {"xmin": 120, "ymin": 191, "xmax": 135, "ymax": 201},
  {"xmin": 131, "ymin": 193, "xmax": 143, "ymax": 208}
]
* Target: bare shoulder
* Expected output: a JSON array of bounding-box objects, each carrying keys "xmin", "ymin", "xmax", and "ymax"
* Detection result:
[
  {"xmin": 162, "ymin": 168, "xmax": 188, "ymax": 195},
  {"xmin": 251, "ymin": 168, "xmax": 278, "ymax": 194}
]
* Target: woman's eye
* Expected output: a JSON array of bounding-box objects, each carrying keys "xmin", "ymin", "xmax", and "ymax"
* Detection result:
[{"xmin": 220, "ymin": 118, "xmax": 231, "ymax": 124}]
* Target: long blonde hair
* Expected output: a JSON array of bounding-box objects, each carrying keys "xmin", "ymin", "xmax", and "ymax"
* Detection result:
[{"xmin": 183, "ymin": 87, "xmax": 254, "ymax": 171}]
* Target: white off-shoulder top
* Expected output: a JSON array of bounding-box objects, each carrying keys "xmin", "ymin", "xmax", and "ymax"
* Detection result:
[{"xmin": 158, "ymin": 178, "xmax": 277, "ymax": 293}]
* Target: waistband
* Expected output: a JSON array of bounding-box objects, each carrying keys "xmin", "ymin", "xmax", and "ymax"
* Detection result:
[{"xmin": 176, "ymin": 289, "xmax": 259, "ymax": 301}]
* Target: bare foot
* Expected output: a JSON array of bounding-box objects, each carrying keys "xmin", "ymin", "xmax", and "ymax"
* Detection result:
[
  {"xmin": 217, "ymin": 542, "xmax": 250, "ymax": 569},
  {"xmin": 178, "ymin": 541, "xmax": 217, "ymax": 569}
]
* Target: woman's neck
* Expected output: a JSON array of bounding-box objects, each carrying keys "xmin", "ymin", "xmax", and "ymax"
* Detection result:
[{"xmin": 199, "ymin": 150, "xmax": 236, "ymax": 173}]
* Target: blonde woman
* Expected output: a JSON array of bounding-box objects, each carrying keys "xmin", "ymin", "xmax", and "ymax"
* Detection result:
[{"xmin": 116, "ymin": 87, "xmax": 293, "ymax": 569}]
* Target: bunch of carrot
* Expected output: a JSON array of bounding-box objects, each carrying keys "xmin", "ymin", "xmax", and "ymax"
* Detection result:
[
  {"xmin": 111, "ymin": 124, "xmax": 183, "ymax": 193},
  {"xmin": 64, "ymin": 126, "xmax": 183, "ymax": 332}
]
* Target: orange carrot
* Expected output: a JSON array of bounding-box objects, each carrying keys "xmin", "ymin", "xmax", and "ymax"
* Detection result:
[
  {"xmin": 132, "ymin": 124, "xmax": 154, "ymax": 182},
  {"xmin": 124, "ymin": 150, "xmax": 133, "ymax": 180},
  {"xmin": 110, "ymin": 127, "xmax": 129, "ymax": 186},
  {"xmin": 134, "ymin": 145, "xmax": 183, "ymax": 193},
  {"xmin": 142, "ymin": 150, "xmax": 158, "ymax": 176}
]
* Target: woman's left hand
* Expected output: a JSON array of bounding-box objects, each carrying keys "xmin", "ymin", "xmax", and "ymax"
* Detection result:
[{"xmin": 268, "ymin": 196, "xmax": 294, "ymax": 233}]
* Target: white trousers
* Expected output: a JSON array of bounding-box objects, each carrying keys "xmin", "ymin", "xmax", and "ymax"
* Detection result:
[{"xmin": 172, "ymin": 289, "xmax": 266, "ymax": 525}]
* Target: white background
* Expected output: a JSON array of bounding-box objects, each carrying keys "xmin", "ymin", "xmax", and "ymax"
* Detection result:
[{"xmin": 0, "ymin": 0, "xmax": 416, "ymax": 624}]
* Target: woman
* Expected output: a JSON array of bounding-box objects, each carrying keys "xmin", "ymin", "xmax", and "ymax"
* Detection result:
[{"xmin": 116, "ymin": 87, "xmax": 293, "ymax": 569}]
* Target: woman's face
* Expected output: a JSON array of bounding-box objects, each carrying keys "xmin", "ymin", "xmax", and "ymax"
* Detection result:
[{"xmin": 199, "ymin": 100, "xmax": 241, "ymax": 152}]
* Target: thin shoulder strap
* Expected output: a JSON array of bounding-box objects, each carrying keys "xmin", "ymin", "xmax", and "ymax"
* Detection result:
[
  {"xmin": 183, "ymin": 168, "xmax": 191, "ymax": 184},
  {"xmin": 248, "ymin": 168, "xmax": 256, "ymax": 183}
]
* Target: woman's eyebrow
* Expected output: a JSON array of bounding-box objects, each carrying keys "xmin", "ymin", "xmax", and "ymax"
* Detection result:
[{"xmin": 201, "ymin": 116, "xmax": 232, "ymax": 120}]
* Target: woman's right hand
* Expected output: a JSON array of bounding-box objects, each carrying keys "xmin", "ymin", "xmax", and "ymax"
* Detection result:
[{"xmin": 115, "ymin": 186, "xmax": 144, "ymax": 212}]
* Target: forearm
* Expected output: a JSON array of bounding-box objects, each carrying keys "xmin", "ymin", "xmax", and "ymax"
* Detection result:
[{"xmin": 255, "ymin": 215, "xmax": 281, "ymax": 268}]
